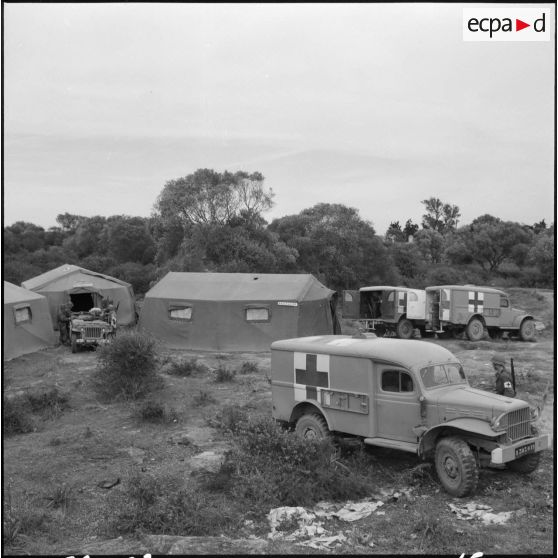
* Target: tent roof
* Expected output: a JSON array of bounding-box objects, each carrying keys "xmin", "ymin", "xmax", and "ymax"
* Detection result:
[
  {"xmin": 22, "ymin": 264, "xmax": 131, "ymax": 291},
  {"xmin": 4, "ymin": 281, "xmax": 46, "ymax": 304},
  {"xmin": 146, "ymin": 272, "xmax": 333, "ymax": 302}
]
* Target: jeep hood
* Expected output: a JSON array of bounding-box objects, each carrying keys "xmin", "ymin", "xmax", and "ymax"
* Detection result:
[{"xmin": 430, "ymin": 386, "xmax": 528, "ymax": 423}]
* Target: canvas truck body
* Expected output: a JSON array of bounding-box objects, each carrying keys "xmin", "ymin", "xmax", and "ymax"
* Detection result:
[
  {"xmin": 271, "ymin": 334, "xmax": 548, "ymax": 497},
  {"xmin": 425, "ymin": 285, "xmax": 539, "ymax": 341},
  {"xmin": 342, "ymin": 286, "xmax": 427, "ymax": 339}
]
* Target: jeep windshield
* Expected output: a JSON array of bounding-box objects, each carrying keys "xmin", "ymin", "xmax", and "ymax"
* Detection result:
[{"xmin": 420, "ymin": 363, "xmax": 467, "ymax": 389}]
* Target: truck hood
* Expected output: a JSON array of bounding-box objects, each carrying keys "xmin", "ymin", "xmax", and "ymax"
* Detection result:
[{"xmin": 430, "ymin": 385, "xmax": 528, "ymax": 423}]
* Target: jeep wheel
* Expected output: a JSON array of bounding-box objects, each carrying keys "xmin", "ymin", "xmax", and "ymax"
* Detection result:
[
  {"xmin": 71, "ymin": 334, "xmax": 78, "ymax": 354},
  {"xmin": 466, "ymin": 318, "xmax": 485, "ymax": 341},
  {"xmin": 396, "ymin": 319, "xmax": 414, "ymax": 339},
  {"xmin": 507, "ymin": 452, "xmax": 541, "ymax": 474},
  {"xmin": 434, "ymin": 437, "xmax": 478, "ymax": 497},
  {"xmin": 519, "ymin": 319, "xmax": 536, "ymax": 342},
  {"xmin": 295, "ymin": 413, "xmax": 330, "ymax": 441}
]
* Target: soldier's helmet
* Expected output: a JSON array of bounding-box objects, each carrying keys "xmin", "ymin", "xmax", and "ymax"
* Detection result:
[{"xmin": 491, "ymin": 354, "xmax": 506, "ymax": 368}]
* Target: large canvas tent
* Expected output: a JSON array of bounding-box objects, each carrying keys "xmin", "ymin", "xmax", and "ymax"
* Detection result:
[
  {"xmin": 139, "ymin": 272, "xmax": 340, "ymax": 351},
  {"xmin": 22, "ymin": 264, "xmax": 136, "ymax": 328},
  {"xmin": 3, "ymin": 281, "xmax": 57, "ymax": 360}
]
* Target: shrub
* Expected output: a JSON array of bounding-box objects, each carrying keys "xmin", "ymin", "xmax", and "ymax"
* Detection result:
[
  {"xmin": 26, "ymin": 387, "xmax": 69, "ymax": 419},
  {"xmin": 238, "ymin": 361, "xmax": 259, "ymax": 375},
  {"xmin": 93, "ymin": 330, "xmax": 161, "ymax": 401},
  {"xmin": 44, "ymin": 484, "xmax": 74, "ymax": 511},
  {"xmin": 164, "ymin": 358, "xmax": 208, "ymax": 377},
  {"xmin": 136, "ymin": 399, "xmax": 179, "ymax": 423},
  {"xmin": 210, "ymin": 415, "xmax": 375, "ymax": 510},
  {"xmin": 214, "ymin": 364, "xmax": 236, "ymax": 383},
  {"xmin": 3, "ymin": 395, "xmax": 34, "ymax": 436},
  {"xmin": 209, "ymin": 405, "xmax": 249, "ymax": 434}
]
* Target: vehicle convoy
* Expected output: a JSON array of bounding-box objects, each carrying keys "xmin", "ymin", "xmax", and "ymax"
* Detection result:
[
  {"xmin": 343, "ymin": 284, "xmax": 540, "ymax": 341},
  {"xmin": 342, "ymin": 286, "xmax": 427, "ymax": 339},
  {"xmin": 271, "ymin": 334, "xmax": 548, "ymax": 496},
  {"xmin": 69, "ymin": 306, "xmax": 116, "ymax": 353}
]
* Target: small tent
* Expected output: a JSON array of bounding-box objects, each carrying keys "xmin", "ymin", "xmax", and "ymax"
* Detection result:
[
  {"xmin": 139, "ymin": 272, "xmax": 340, "ymax": 351},
  {"xmin": 22, "ymin": 264, "xmax": 136, "ymax": 328},
  {"xmin": 3, "ymin": 281, "xmax": 57, "ymax": 360}
]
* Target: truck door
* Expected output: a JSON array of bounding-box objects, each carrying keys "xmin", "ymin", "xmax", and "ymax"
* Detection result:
[
  {"xmin": 381, "ymin": 291, "xmax": 396, "ymax": 319},
  {"xmin": 342, "ymin": 290, "xmax": 361, "ymax": 319},
  {"xmin": 407, "ymin": 290, "xmax": 426, "ymax": 320},
  {"xmin": 375, "ymin": 366, "xmax": 420, "ymax": 442}
]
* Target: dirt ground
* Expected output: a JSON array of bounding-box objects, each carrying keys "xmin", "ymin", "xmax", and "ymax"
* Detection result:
[{"xmin": 3, "ymin": 289, "xmax": 555, "ymax": 555}]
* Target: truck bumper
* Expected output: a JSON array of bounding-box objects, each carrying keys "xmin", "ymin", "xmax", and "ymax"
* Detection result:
[{"xmin": 490, "ymin": 434, "xmax": 549, "ymax": 464}]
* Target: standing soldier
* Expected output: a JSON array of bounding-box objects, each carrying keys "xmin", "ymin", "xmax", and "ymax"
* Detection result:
[
  {"xmin": 57, "ymin": 303, "xmax": 72, "ymax": 345},
  {"xmin": 492, "ymin": 354, "xmax": 516, "ymax": 397}
]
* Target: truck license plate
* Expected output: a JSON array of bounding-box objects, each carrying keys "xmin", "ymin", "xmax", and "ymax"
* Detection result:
[{"xmin": 515, "ymin": 442, "xmax": 535, "ymax": 458}]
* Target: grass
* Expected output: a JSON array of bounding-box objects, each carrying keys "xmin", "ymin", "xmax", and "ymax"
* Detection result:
[
  {"xmin": 192, "ymin": 390, "xmax": 216, "ymax": 407},
  {"xmin": 238, "ymin": 361, "xmax": 259, "ymax": 374},
  {"xmin": 214, "ymin": 364, "xmax": 236, "ymax": 383},
  {"xmin": 3, "ymin": 489, "xmax": 50, "ymax": 548},
  {"xmin": 162, "ymin": 357, "xmax": 209, "ymax": 377}
]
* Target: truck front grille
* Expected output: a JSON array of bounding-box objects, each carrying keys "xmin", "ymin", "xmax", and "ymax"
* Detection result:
[
  {"xmin": 84, "ymin": 326, "xmax": 103, "ymax": 339},
  {"xmin": 500, "ymin": 407, "xmax": 531, "ymax": 441}
]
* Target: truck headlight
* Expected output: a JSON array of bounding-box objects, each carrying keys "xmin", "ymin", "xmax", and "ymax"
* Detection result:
[
  {"xmin": 491, "ymin": 413, "xmax": 505, "ymax": 431},
  {"xmin": 530, "ymin": 406, "xmax": 540, "ymax": 421}
]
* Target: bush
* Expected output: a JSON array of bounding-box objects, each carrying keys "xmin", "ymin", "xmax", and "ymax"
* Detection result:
[
  {"xmin": 214, "ymin": 364, "xmax": 236, "ymax": 383},
  {"xmin": 93, "ymin": 330, "xmax": 161, "ymax": 401},
  {"xmin": 136, "ymin": 399, "xmax": 178, "ymax": 423},
  {"xmin": 192, "ymin": 390, "xmax": 216, "ymax": 407},
  {"xmin": 238, "ymin": 361, "xmax": 259, "ymax": 374},
  {"xmin": 26, "ymin": 387, "xmax": 69, "ymax": 419},
  {"xmin": 210, "ymin": 415, "xmax": 375, "ymax": 510},
  {"xmin": 209, "ymin": 405, "xmax": 249, "ymax": 433},
  {"xmin": 164, "ymin": 357, "xmax": 208, "ymax": 377},
  {"xmin": 3, "ymin": 395, "xmax": 34, "ymax": 436}
]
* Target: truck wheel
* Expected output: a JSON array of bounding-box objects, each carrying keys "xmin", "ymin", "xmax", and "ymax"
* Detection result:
[
  {"xmin": 434, "ymin": 437, "xmax": 478, "ymax": 497},
  {"xmin": 466, "ymin": 318, "xmax": 485, "ymax": 341},
  {"xmin": 519, "ymin": 319, "xmax": 536, "ymax": 342},
  {"xmin": 396, "ymin": 319, "xmax": 414, "ymax": 339},
  {"xmin": 507, "ymin": 452, "xmax": 541, "ymax": 474},
  {"xmin": 71, "ymin": 334, "xmax": 78, "ymax": 354},
  {"xmin": 295, "ymin": 413, "xmax": 330, "ymax": 441}
]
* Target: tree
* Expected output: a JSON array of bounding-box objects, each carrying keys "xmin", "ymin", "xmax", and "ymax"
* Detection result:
[
  {"xmin": 105, "ymin": 216, "xmax": 156, "ymax": 265},
  {"xmin": 269, "ymin": 203, "xmax": 398, "ymax": 290},
  {"xmin": 414, "ymin": 228, "xmax": 446, "ymax": 264},
  {"xmin": 445, "ymin": 215, "xmax": 533, "ymax": 272},
  {"xmin": 528, "ymin": 225, "xmax": 554, "ymax": 279},
  {"xmin": 389, "ymin": 242, "xmax": 426, "ymax": 283},
  {"xmin": 403, "ymin": 219, "xmax": 419, "ymax": 239},
  {"xmin": 56, "ymin": 213, "xmax": 84, "ymax": 232},
  {"xmin": 421, "ymin": 198, "xmax": 461, "ymax": 234},
  {"xmin": 64, "ymin": 216, "xmax": 107, "ymax": 258},
  {"xmin": 155, "ymin": 169, "xmax": 273, "ymax": 227},
  {"xmin": 385, "ymin": 221, "xmax": 406, "ymax": 243},
  {"xmin": 5, "ymin": 221, "xmax": 46, "ymax": 252}
]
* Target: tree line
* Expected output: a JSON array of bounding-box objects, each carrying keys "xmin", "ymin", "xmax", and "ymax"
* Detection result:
[{"xmin": 4, "ymin": 169, "xmax": 554, "ymax": 294}]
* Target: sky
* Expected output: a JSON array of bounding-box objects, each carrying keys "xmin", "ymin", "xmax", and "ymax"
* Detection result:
[{"xmin": 3, "ymin": 3, "xmax": 555, "ymax": 236}]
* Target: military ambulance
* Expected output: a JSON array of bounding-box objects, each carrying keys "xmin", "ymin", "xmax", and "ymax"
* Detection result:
[
  {"xmin": 271, "ymin": 334, "xmax": 548, "ymax": 497},
  {"xmin": 425, "ymin": 285, "xmax": 538, "ymax": 341},
  {"xmin": 342, "ymin": 286, "xmax": 427, "ymax": 339}
]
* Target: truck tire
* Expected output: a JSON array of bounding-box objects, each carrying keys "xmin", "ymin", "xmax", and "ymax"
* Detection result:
[
  {"xmin": 295, "ymin": 413, "xmax": 331, "ymax": 441},
  {"xmin": 396, "ymin": 319, "xmax": 414, "ymax": 339},
  {"xmin": 71, "ymin": 334, "xmax": 78, "ymax": 354},
  {"xmin": 507, "ymin": 452, "xmax": 541, "ymax": 474},
  {"xmin": 519, "ymin": 319, "xmax": 536, "ymax": 342},
  {"xmin": 434, "ymin": 437, "xmax": 478, "ymax": 497},
  {"xmin": 466, "ymin": 318, "xmax": 485, "ymax": 341}
]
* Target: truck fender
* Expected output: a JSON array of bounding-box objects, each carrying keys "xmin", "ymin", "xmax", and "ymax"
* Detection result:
[
  {"xmin": 513, "ymin": 314, "xmax": 535, "ymax": 328},
  {"xmin": 417, "ymin": 418, "xmax": 501, "ymax": 458},
  {"xmin": 290, "ymin": 401, "xmax": 332, "ymax": 430}
]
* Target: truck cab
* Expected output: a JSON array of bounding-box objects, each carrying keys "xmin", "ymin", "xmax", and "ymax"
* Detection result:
[
  {"xmin": 271, "ymin": 334, "xmax": 548, "ymax": 496},
  {"xmin": 425, "ymin": 285, "xmax": 539, "ymax": 341},
  {"xmin": 342, "ymin": 286, "xmax": 427, "ymax": 339}
]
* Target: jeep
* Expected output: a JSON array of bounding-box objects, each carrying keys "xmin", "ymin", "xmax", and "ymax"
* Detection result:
[
  {"xmin": 271, "ymin": 334, "xmax": 548, "ymax": 496},
  {"xmin": 69, "ymin": 307, "xmax": 116, "ymax": 353}
]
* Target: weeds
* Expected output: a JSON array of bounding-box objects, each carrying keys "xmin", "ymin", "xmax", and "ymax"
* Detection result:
[
  {"xmin": 44, "ymin": 484, "xmax": 74, "ymax": 511},
  {"xmin": 208, "ymin": 405, "xmax": 249, "ymax": 434},
  {"xmin": 3, "ymin": 395, "xmax": 34, "ymax": 436},
  {"xmin": 214, "ymin": 364, "xmax": 236, "ymax": 383},
  {"xmin": 192, "ymin": 390, "xmax": 216, "ymax": 407},
  {"xmin": 93, "ymin": 330, "xmax": 161, "ymax": 401},
  {"xmin": 3, "ymin": 490, "xmax": 48, "ymax": 548},
  {"xmin": 26, "ymin": 387, "xmax": 69, "ymax": 419}
]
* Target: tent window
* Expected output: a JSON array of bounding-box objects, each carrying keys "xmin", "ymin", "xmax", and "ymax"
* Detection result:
[
  {"xmin": 14, "ymin": 306, "xmax": 32, "ymax": 324},
  {"xmin": 169, "ymin": 306, "xmax": 192, "ymax": 321},
  {"xmin": 246, "ymin": 308, "xmax": 270, "ymax": 322}
]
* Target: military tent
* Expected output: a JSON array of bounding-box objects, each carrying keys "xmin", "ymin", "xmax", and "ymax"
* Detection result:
[
  {"xmin": 22, "ymin": 264, "xmax": 136, "ymax": 328},
  {"xmin": 139, "ymin": 272, "xmax": 340, "ymax": 351},
  {"xmin": 3, "ymin": 282, "xmax": 57, "ymax": 360}
]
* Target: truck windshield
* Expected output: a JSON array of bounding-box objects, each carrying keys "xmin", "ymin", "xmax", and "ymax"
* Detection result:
[{"xmin": 420, "ymin": 363, "xmax": 467, "ymax": 389}]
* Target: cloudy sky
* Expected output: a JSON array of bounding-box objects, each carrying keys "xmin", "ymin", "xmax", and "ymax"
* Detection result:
[{"xmin": 3, "ymin": 3, "xmax": 555, "ymax": 235}]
